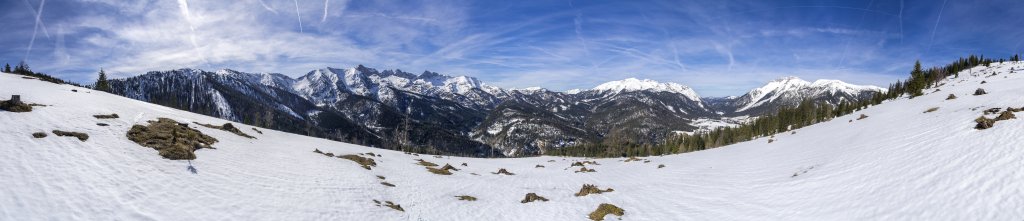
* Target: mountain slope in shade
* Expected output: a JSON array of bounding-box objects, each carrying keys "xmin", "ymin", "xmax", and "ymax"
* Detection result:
[
  {"xmin": 104, "ymin": 66, "xmax": 883, "ymax": 156},
  {"xmin": 3, "ymin": 61, "xmax": 1023, "ymax": 220}
]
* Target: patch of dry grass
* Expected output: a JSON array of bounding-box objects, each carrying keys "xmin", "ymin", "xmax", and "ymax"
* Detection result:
[
  {"xmin": 588, "ymin": 203, "xmax": 625, "ymax": 221},
  {"xmin": 416, "ymin": 159, "xmax": 439, "ymax": 167},
  {"xmin": 127, "ymin": 118, "xmax": 217, "ymax": 160},
  {"xmin": 195, "ymin": 122, "xmax": 255, "ymax": 139},
  {"xmin": 53, "ymin": 130, "xmax": 89, "ymax": 141},
  {"xmin": 455, "ymin": 195, "xmax": 477, "ymax": 201},
  {"xmin": 575, "ymin": 184, "xmax": 614, "ymax": 197},
  {"xmin": 520, "ymin": 193, "xmax": 548, "ymax": 203},
  {"xmin": 492, "ymin": 168, "xmax": 515, "ymax": 175},
  {"xmin": 924, "ymin": 107, "xmax": 939, "ymax": 113},
  {"xmin": 338, "ymin": 154, "xmax": 377, "ymax": 170},
  {"xmin": 32, "ymin": 132, "xmax": 47, "ymax": 138},
  {"xmin": 92, "ymin": 114, "xmax": 119, "ymax": 119}
]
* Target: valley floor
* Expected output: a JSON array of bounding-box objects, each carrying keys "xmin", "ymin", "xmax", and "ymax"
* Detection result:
[{"xmin": 2, "ymin": 62, "xmax": 1024, "ymax": 220}]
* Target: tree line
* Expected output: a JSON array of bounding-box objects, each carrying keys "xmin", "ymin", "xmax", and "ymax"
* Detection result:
[{"xmin": 549, "ymin": 53, "xmax": 1020, "ymax": 158}]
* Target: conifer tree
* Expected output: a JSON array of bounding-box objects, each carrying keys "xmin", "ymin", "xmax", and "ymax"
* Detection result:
[
  {"xmin": 95, "ymin": 69, "xmax": 111, "ymax": 92},
  {"xmin": 3, "ymin": 63, "xmax": 10, "ymax": 73}
]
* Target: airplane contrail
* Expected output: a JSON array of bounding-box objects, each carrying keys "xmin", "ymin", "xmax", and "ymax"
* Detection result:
[
  {"xmin": 322, "ymin": 0, "xmax": 329, "ymax": 22},
  {"xmin": 258, "ymin": 0, "xmax": 279, "ymax": 14},
  {"xmin": 23, "ymin": 0, "xmax": 47, "ymax": 61},
  {"xmin": 177, "ymin": 0, "xmax": 208, "ymax": 64},
  {"xmin": 294, "ymin": 0, "xmax": 304, "ymax": 33},
  {"xmin": 927, "ymin": 0, "xmax": 949, "ymax": 54}
]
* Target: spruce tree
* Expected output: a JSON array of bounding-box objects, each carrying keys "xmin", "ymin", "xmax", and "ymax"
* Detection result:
[
  {"xmin": 3, "ymin": 63, "xmax": 10, "ymax": 73},
  {"xmin": 95, "ymin": 69, "xmax": 111, "ymax": 92}
]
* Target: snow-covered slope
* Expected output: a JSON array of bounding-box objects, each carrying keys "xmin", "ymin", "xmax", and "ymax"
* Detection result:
[
  {"xmin": 729, "ymin": 76, "xmax": 885, "ymax": 115},
  {"xmin": 591, "ymin": 78, "xmax": 703, "ymax": 102},
  {"xmin": 4, "ymin": 62, "xmax": 1023, "ymax": 220}
]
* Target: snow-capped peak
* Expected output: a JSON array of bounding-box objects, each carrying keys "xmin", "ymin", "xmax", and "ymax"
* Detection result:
[
  {"xmin": 735, "ymin": 76, "xmax": 886, "ymax": 112},
  {"xmin": 592, "ymin": 78, "xmax": 702, "ymax": 101}
]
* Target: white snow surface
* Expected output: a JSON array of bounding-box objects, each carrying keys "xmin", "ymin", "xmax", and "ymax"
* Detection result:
[
  {"xmin": 736, "ymin": 76, "xmax": 886, "ymax": 112},
  {"xmin": 3, "ymin": 62, "xmax": 1024, "ymax": 220},
  {"xmin": 591, "ymin": 78, "xmax": 702, "ymax": 102}
]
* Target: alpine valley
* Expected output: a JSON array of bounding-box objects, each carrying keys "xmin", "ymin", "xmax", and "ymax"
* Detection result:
[{"xmin": 106, "ymin": 65, "xmax": 884, "ymax": 157}]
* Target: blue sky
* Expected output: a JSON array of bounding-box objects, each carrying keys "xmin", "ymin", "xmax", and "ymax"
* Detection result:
[{"xmin": 1, "ymin": 0, "xmax": 1022, "ymax": 96}]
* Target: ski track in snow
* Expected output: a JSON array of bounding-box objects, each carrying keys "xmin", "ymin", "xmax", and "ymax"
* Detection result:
[{"xmin": 2, "ymin": 62, "xmax": 1024, "ymax": 220}]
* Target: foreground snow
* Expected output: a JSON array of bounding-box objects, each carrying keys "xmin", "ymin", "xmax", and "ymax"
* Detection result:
[{"xmin": 2, "ymin": 62, "xmax": 1024, "ymax": 220}]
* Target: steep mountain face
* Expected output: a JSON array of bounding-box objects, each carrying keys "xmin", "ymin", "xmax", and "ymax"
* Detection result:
[
  {"xmin": 108, "ymin": 67, "xmax": 883, "ymax": 157},
  {"xmin": 107, "ymin": 69, "xmax": 383, "ymax": 146},
  {"xmin": 713, "ymin": 77, "xmax": 886, "ymax": 117}
]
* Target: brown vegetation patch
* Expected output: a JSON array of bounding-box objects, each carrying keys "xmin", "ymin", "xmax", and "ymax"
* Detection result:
[
  {"xmin": 575, "ymin": 167, "xmax": 596, "ymax": 173},
  {"xmin": 96, "ymin": 123, "xmax": 109, "ymax": 126},
  {"xmin": 924, "ymin": 107, "xmax": 939, "ymax": 113},
  {"xmin": 338, "ymin": 154, "xmax": 377, "ymax": 170},
  {"xmin": 575, "ymin": 184, "xmax": 614, "ymax": 197},
  {"xmin": 535, "ymin": 164, "xmax": 545, "ymax": 168},
  {"xmin": 32, "ymin": 132, "xmax": 47, "ymax": 138},
  {"xmin": 995, "ymin": 111, "xmax": 1016, "ymax": 121},
  {"xmin": 195, "ymin": 122, "xmax": 255, "ymax": 139},
  {"xmin": 975, "ymin": 116, "xmax": 995, "ymax": 130},
  {"xmin": 373, "ymin": 200, "xmax": 404, "ymax": 212},
  {"xmin": 0, "ymin": 99, "xmax": 32, "ymax": 112},
  {"xmin": 127, "ymin": 118, "xmax": 217, "ymax": 160},
  {"xmin": 588, "ymin": 203, "xmax": 625, "ymax": 221},
  {"xmin": 946, "ymin": 94, "xmax": 958, "ymax": 100},
  {"xmin": 92, "ymin": 114, "xmax": 119, "ymax": 119},
  {"xmin": 455, "ymin": 195, "xmax": 477, "ymax": 201},
  {"xmin": 571, "ymin": 160, "xmax": 600, "ymax": 167},
  {"xmin": 623, "ymin": 157, "xmax": 645, "ymax": 162},
  {"xmin": 416, "ymin": 159, "xmax": 439, "ymax": 167},
  {"xmin": 380, "ymin": 182, "xmax": 395, "ymax": 187},
  {"xmin": 492, "ymin": 168, "xmax": 515, "ymax": 175},
  {"xmin": 251, "ymin": 128, "xmax": 263, "ymax": 134},
  {"xmin": 520, "ymin": 193, "xmax": 548, "ymax": 203},
  {"xmin": 53, "ymin": 130, "xmax": 89, "ymax": 141},
  {"xmin": 974, "ymin": 88, "xmax": 987, "ymax": 95},
  {"xmin": 857, "ymin": 114, "xmax": 869, "ymax": 120},
  {"xmin": 426, "ymin": 167, "xmax": 453, "ymax": 175},
  {"xmin": 984, "ymin": 108, "xmax": 1002, "ymax": 115},
  {"xmin": 658, "ymin": 164, "xmax": 665, "ymax": 169},
  {"xmin": 461, "ymin": 162, "xmax": 468, "ymax": 166},
  {"xmin": 440, "ymin": 163, "xmax": 459, "ymax": 171}
]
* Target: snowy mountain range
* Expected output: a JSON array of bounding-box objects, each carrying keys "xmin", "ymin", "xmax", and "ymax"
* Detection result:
[
  {"xmin": 105, "ymin": 65, "xmax": 884, "ymax": 156},
  {"xmin": 4, "ymin": 61, "xmax": 1022, "ymax": 220}
]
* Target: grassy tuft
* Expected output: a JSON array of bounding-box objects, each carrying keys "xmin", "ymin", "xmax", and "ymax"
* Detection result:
[
  {"xmin": 588, "ymin": 203, "xmax": 625, "ymax": 221},
  {"xmin": 338, "ymin": 154, "xmax": 377, "ymax": 170},
  {"xmin": 520, "ymin": 193, "xmax": 548, "ymax": 203},
  {"xmin": 53, "ymin": 130, "xmax": 89, "ymax": 141}
]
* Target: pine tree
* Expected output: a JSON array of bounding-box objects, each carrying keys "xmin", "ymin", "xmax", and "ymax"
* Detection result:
[
  {"xmin": 3, "ymin": 63, "xmax": 10, "ymax": 73},
  {"xmin": 95, "ymin": 68, "xmax": 111, "ymax": 92}
]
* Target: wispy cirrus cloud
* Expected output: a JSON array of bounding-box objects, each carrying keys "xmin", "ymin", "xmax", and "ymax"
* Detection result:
[{"xmin": 2, "ymin": 0, "xmax": 1022, "ymax": 97}]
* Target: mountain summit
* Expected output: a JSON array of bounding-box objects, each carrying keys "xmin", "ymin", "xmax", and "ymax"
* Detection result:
[{"xmin": 103, "ymin": 66, "xmax": 884, "ymax": 156}]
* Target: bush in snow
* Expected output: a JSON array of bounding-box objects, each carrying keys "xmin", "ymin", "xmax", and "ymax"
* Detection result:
[
  {"xmin": 493, "ymin": 168, "xmax": 515, "ymax": 175},
  {"xmin": 975, "ymin": 117, "xmax": 995, "ymax": 130},
  {"xmin": 924, "ymin": 107, "xmax": 939, "ymax": 113},
  {"xmin": 974, "ymin": 88, "xmax": 987, "ymax": 95},
  {"xmin": 946, "ymin": 94, "xmax": 958, "ymax": 100},
  {"xmin": 31, "ymin": 132, "xmax": 47, "ymax": 138},
  {"xmin": 520, "ymin": 193, "xmax": 548, "ymax": 203},
  {"xmin": 857, "ymin": 114, "xmax": 869, "ymax": 120}
]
